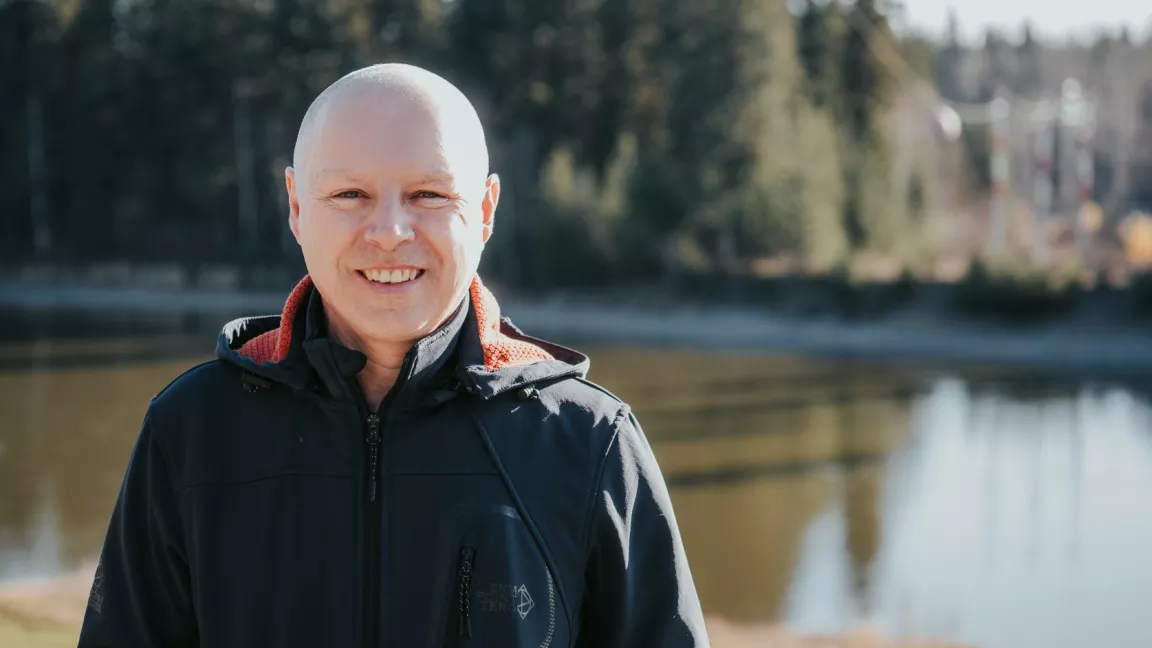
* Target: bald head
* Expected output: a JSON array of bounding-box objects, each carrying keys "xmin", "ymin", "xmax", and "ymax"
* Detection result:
[{"xmin": 292, "ymin": 63, "xmax": 490, "ymax": 189}]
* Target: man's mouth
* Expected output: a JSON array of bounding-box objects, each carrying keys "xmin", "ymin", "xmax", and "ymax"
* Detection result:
[{"xmin": 359, "ymin": 268, "xmax": 426, "ymax": 284}]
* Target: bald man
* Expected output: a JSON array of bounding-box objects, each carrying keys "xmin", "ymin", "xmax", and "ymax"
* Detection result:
[{"xmin": 78, "ymin": 64, "xmax": 709, "ymax": 647}]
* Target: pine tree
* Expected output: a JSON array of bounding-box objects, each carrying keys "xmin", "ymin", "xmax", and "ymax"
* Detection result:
[
  {"xmin": 840, "ymin": 0, "xmax": 892, "ymax": 142},
  {"xmin": 1016, "ymin": 21, "xmax": 1042, "ymax": 95},
  {"xmin": 0, "ymin": 0, "xmax": 61, "ymax": 258},
  {"xmin": 796, "ymin": 0, "xmax": 843, "ymax": 111},
  {"xmin": 667, "ymin": 0, "xmax": 848, "ymax": 269},
  {"xmin": 838, "ymin": 0, "xmax": 907, "ymax": 257},
  {"xmin": 933, "ymin": 9, "xmax": 965, "ymax": 101}
]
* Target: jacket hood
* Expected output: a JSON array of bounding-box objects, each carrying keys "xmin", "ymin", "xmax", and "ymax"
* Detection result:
[{"xmin": 216, "ymin": 275, "xmax": 589, "ymax": 401}]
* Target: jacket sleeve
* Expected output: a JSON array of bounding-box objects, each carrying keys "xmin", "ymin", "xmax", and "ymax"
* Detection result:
[
  {"xmin": 576, "ymin": 408, "xmax": 710, "ymax": 647},
  {"xmin": 78, "ymin": 411, "xmax": 198, "ymax": 647}
]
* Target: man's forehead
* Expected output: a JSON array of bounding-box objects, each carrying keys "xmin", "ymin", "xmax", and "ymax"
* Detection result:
[
  {"xmin": 314, "ymin": 95, "xmax": 439, "ymax": 145},
  {"xmin": 306, "ymin": 115, "xmax": 468, "ymax": 178},
  {"xmin": 295, "ymin": 71, "xmax": 489, "ymax": 185},
  {"xmin": 307, "ymin": 138, "xmax": 481, "ymax": 190}
]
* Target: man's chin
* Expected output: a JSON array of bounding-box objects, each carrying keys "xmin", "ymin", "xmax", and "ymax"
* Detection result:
[{"xmin": 347, "ymin": 309, "xmax": 441, "ymax": 342}]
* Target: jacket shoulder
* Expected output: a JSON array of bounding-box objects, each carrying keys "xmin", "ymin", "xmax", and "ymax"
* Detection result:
[
  {"xmin": 541, "ymin": 371, "xmax": 626, "ymax": 410},
  {"xmin": 145, "ymin": 360, "xmax": 250, "ymax": 447},
  {"xmin": 477, "ymin": 374, "xmax": 636, "ymax": 485},
  {"xmin": 150, "ymin": 360, "xmax": 243, "ymax": 412},
  {"xmin": 536, "ymin": 375, "xmax": 632, "ymax": 437}
]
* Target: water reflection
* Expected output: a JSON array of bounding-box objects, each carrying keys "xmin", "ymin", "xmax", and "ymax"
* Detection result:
[
  {"xmin": 784, "ymin": 378, "xmax": 1152, "ymax": 648},
  {"xmin": 592, "ymin": 348, "xmax": 1152, "ymax": 648},
  {"xmin": 0, "ymin": 355, "xmax": 197, "ymax": 581},
  {"xmin": 592, "ymin": 349, "xmax": 916, "ymax": 625},
  {"xmin": 3, "ymin": 324, "xmax": 1152, "ymax": 648}
]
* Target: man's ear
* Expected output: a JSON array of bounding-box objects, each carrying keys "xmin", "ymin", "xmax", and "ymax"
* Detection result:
[
  {"xmin": 286, "ymin": 167, "xmax": 301, "ymax": 244},
  {"xmin": 480, "ymin": 173, "xmax": 500, "ymax": 244}
]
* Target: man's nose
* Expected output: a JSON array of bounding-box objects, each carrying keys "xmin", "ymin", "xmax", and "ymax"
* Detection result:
[{"xmin": 363, "ymin": 194, "xmax": 415, "ymax": 251}]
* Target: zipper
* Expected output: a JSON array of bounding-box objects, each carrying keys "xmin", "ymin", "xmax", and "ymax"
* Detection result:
[
  {"xmin": 456, "ymin": 546, "xmax": 475, "ymax": 641},
  {"xmin": 363, "ymin": 412, "xmax": 383, "ymax": 648},
  {"xmin": 366, "ymin": 414, "xmax": 381, "ymax": 502},
  {"xmin": 540, "ymin": 569, "xmax": 556, "ymax": 648},
  {"xmin": 361, "ymin": 355, "xmax": 413, "ymax": 648}
]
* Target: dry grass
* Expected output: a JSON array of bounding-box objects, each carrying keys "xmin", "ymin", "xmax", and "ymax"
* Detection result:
[
  {"xmin": 0, "ymin": 565, "xmax": 972, "ymax": 648},
  {"xmin": 705, "ymin": 617, "xmax": 971, "ymax": 647},
  {"xmin": 0, "ymin": 564, "xmax": 91, "ymax": 647}
]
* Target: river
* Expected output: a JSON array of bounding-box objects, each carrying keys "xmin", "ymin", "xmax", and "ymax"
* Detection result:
[{"xmin": 2, "ymin": 304, "xmax": 1152, "ymax": 648}]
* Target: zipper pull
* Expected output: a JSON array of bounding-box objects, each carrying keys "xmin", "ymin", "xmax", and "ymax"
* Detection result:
[
  {"xmin": 458, "ymin": 546, "xmax": 474, "ymax": 639},
  {"xmin": 366, "ymin": 414, "xmax": 381, "ymax": 503}
]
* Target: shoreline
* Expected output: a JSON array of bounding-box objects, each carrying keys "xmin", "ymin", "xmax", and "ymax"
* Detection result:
[
  {"xmin": 507, "ymin": 296, "xmax": 1152, "ymax": 378},
  {"xmin": 2, "ymin": 282, "xmax": 1152, "ymax": 377}
]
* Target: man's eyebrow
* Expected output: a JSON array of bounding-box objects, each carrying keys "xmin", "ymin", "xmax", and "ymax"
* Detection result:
[{"xmin": 414, "ymin": 172, "xmax": 455, "ymax": 185}]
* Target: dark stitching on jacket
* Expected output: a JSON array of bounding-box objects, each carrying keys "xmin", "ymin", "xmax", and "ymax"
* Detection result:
[
  {"xmin": 573, "ymin": 378, "xmax": 627, "ymax": 406},
  {"xmin": 466, "ymin": 369, "xmax": 579, "ymax": 400},
  {"xmin": 138, "ymin": 412, "xmax": 193, "ymax": 569},
  {"xmin": 177, "ymin": 471, "xmax": 352, "ymax": 492},
  {"xmin": 387, "ymin": 470, "xmax": 497, "ymax": 477},
  {"xmin": 579, "ymin": 405, "xmax": 627, "ymax": 561},
  {"xmin": 572, "ymin": 404, "xmax": 626, "ymax": 633}
]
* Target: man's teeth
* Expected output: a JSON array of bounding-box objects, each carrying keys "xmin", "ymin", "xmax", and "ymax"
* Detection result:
[{"xmin": 363, "ymin": 269, "xmax": 419, "ymax": 284}]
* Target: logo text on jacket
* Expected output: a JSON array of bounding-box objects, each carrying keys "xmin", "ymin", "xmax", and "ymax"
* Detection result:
[{"xmin": 475, "ymin": 583, "xmax": 534, "ymax": 619}]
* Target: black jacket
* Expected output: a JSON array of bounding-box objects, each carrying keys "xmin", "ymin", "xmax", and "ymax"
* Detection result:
[{"xmin": 78, "ymin": 276, "xmax": 708, "ymax": 647}]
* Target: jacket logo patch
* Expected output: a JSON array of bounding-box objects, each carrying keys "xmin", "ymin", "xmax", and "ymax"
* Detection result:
[
  {"xmin": 88, "ymin": 559, "xmax": 105, "ymax": 614},
  {"xmin": 475, "ymin": 583, "xmax": 534, "ymax": 619}
]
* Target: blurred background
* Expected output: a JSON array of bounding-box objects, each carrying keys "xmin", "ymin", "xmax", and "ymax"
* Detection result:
[{"xmin": 2, "ymin": 0, "xmax": 1152, "ymax": 646}]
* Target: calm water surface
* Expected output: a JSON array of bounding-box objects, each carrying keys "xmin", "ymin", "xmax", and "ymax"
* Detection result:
[{"xmin": 2, "ymin": 306, "xmax": 1152, "ymax": 648}]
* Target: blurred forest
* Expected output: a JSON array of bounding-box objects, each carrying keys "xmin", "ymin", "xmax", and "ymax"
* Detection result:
[{"xmin": 3, "ymin": 0, "xmax": 1152, "ymax": 293}]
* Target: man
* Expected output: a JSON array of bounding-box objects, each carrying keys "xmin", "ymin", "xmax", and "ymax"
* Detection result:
[{"xmin": 78, "ymin": 63, "xmax": 708, "ymax": 647}]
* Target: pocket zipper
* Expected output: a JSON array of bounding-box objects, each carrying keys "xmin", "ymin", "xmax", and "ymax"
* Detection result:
[{"xmin": 457, "ymin": 546, "xmax": 475, "ymax": 640}]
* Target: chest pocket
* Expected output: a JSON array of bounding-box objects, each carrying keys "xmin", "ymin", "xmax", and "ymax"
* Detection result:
[{"xmin": 437, "ymin": 506, "xmax": 559, "ymax": 648}]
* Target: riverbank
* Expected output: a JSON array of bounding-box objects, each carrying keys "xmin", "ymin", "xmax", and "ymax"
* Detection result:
[
  {"xmin": 3, "ymin": 280, "xmax": 1152, "ymax": 378},
  {"xmin": 0, "ymin": 565, "xmax": 969, "ymax": 648}
]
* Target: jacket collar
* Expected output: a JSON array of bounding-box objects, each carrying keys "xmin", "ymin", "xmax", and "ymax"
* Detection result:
[
  {"xmin": 217, "ymin": 275, "xmax": 590, "ymax": 403},
  {"xmin": 297, "ymin": 283, "xmax": 469, "ymax": 406}
]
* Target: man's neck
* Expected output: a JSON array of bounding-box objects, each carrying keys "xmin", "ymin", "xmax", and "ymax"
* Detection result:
[
  {"xmin": 356, "ymin": 354, "xmax": 407, "ymax": 411},
  {"xmin": 326, "ymin": 316, "xmax": 413, "ymax": 411}
]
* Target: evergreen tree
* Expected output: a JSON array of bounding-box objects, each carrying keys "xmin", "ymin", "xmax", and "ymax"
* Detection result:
[
  {"xmin": 840, "ymin": 0, "xmax": 892, "ymax": 142},
  {"xmin": 933, "ymin": 9, "xmax": 964, "ymax": 101},
  {"xmin": 839, "ymin": 0, "xmax": 904, "ymax": 254},
  {"xmin": 1016, "ymin": 21, "xmax": 1042, "ymax": 95},
  {"xmin": 796, "ymin": 0, "xmax": 843, "ymax": 110},
  {"xmin": 0, "ymin": 0, "xmax": 61, "ymax": 257}
]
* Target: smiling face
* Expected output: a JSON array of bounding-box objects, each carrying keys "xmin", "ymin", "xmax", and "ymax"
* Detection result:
[{"xmin": 286, "ymin": 72, "xmax": 498, "ymax": 351}]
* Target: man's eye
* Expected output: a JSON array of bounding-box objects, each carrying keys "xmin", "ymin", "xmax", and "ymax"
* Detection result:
[
  {"xmin": 334, "ymin": 190, "xmax": 364, "ymax": 199},
  {"xmin": 412, "ymin": 191, "xmax": 454, "ymax": 207}
]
